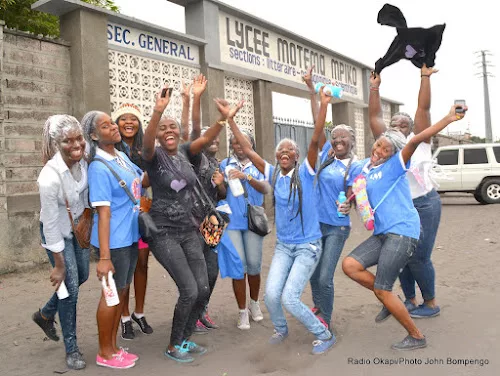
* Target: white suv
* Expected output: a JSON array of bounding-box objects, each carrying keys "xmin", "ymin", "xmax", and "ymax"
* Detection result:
[{"xmin": 432, "ymin": 143, "xmax": 500, "ymax": 204}]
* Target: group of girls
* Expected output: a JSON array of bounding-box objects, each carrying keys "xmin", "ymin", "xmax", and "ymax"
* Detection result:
[
  {"xmin": 32, "ymin": 63, "xmax": 467, "ymax": 370},
  {"xmin": 33, "ymin": 74, "xmax": 248, "ymax": 369}
]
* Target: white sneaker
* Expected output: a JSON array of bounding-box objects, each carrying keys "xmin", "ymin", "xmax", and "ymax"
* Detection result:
[
  {"xmin": 237, "ymin": 309, "xmax": 250, "ymax": 330},
  {"xmin": 249, "ymin": 299, "xmax": 264, "ymax": 322}
]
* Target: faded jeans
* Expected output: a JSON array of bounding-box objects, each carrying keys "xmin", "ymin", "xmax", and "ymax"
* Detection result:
[
  {"xmin": 40, "ymin": 223, "xmax": 90, "ymax": 354},
  {"xmin": 265, "ymin": 240, "xmax": 332, "ymax": 340},
  {"xmin": 400, "ymin": 189, "xmax": 442, "ymax": 301},
  {"xmin": 310, "ymin": 223, "xmax": 350, "ymax": 325},
  {"xmin": 150, "ymin": 229, "xmax": 209, "ymax": 346}
]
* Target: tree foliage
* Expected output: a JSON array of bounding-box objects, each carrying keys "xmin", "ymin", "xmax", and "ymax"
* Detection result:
[{"xmin": 0, "ymin": 0, "xmax": 119, "ymax": 37}]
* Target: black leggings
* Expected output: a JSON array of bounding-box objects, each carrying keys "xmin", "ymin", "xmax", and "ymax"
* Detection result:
[
  {"xmin": 200, "ymin": 237, "xmax": 219, "ymax": 309},
  {"xmin": 150, "ymin": 229, "xmax": 209, "ymax": 346}
]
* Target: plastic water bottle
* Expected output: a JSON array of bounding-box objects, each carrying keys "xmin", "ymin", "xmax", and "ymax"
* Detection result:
[
  {"xmin": 101, "ymin": 270, "xmax": 120, "ymax": 307},
  {"xmin": 225, "ymin": 166, "xmax": 245, "ymax": 197},
  {"xmin": 56, "ymin": 280, "xmax": 69, "ymax": 300},
  {"xmin": 337, "ymin": 191, "xmax": 347, "ymax": 218},
  {"xmin": 314, "ymin": 82, "xmax": 343, "ymax": 99}
]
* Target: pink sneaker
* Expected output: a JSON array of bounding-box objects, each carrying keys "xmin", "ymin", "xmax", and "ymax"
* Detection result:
[
  {"xmin": 118, "ymin": 347, "xmax": 139, "ymax": 362},
  {"xmin": 96, "ymin": 353, "xmax": 135, "ymax": 369}
]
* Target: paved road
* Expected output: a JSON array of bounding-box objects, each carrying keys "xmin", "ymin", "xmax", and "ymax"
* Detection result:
[{"xmin": 0, "ymin": 194, "xmax": 498, "ymax": 376}]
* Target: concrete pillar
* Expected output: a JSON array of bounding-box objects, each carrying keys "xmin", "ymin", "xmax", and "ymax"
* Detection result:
[
  {"xmin": 363, "ymin": 107, "xmax": 374, "ymax": 158},
  {"xmin": 60, "ymin": 9, "xmax": 110, "ymax": 120},
  {"xmin": 253, "ymin": 80, "xmax": 274, "ymax": 164},
  {"xmin": 331, "ymin": 102, "xmax": 355, "ymax": 128}
]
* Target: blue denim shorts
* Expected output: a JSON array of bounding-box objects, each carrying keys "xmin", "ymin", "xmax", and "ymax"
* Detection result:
[
  {"xmin": 227, "ymin": 229, "xmax": 264, "ymax": 275},
  {"xmin": 348, "ymin": 233, "xmax": 417, "ymax": 291},
  {"xmin": 94, "ymin": 244, "xmax": 138, "ymax": 290}
]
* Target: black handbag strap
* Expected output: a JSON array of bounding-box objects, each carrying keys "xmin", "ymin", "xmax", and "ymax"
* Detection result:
[
  {"xmin": 193, "ymin": 176, "xmax": 224, "ymax": 224},
  {"xmin": 93, "ymin": 158, "xmax": 138, "ymax": 205}
]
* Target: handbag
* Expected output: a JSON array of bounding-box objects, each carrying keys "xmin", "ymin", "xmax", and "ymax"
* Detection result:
[
  {"xmin": 242, "ymin": 182, "xmax": 270, "ymax": 237},
  {"xmin": 193, "ymin": 177, "xmax": 228, "ymax": 247},
  {"xmin": 46, "ymin": 165, "xmax": 92, "ymax": 249},
  {"xmin": 93, "ymin": 158, "xmax": 159, "ymax": 244}
]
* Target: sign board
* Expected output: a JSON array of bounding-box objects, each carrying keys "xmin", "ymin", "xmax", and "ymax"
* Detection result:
[
  {"xmin": 107, "ymin": 22, "xmax": 200, "ymax": 65},
  {"xmin": 219, "ymin": 12, "xmax": 363, "ymax": 100}
]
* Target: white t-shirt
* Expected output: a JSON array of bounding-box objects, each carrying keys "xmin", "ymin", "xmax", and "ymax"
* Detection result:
[{"xmin": 407, "ymin": 132, "xmax": 437, "ymax": 199}]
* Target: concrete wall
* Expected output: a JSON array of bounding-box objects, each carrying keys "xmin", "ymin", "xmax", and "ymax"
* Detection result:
[{"xmin": 0, "ymin": 26, "xmax": 71, "ymax": 273}]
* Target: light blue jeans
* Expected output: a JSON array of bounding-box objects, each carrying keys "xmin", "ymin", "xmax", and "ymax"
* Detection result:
[
  {"xmin": 265, "ymin": 239, "xmax": 332, "ymax": 340},
  {"xmin": 310, "ymin": 223, "xmax": 351, "ymax": 326},
  {"xmin": 227, "ymin": 229, "xmax": 264, "ymax": 276}
]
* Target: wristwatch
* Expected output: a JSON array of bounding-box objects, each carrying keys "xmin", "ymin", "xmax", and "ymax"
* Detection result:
[{"xmin": 246, "ymin": 174, "xmax": 253, "ymax": 182}]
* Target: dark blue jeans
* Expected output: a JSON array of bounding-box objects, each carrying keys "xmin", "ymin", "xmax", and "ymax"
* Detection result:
[
  {"xmin": 399, "ymin": 189, "xmax": 442, "ymax": 301},
  {"xmin": 310, "ymin": 223, "xmax": 350, "ymax": 325},
  {"xmin": 40, "ymin": 223, "xmax": 90, "ymax": 354}
]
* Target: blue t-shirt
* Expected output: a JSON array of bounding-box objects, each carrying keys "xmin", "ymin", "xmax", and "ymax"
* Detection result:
[
  {"xmin": 265, "ymin": 160, "xmax": 322, "ymax": 244},
  {"xmin": 315, "ymin": 142, "xmax": 360, "ymax": 227},
  {"xmin": 89, "ymin": 149, "xmax": 142, "ymax": 249},
  {"xmin": 348, "ymin": 152, "xmax": 420, "ymax": 239},
  {"xmin": 219, "ymin": 157, "xmax": 265, "ymax": 231}
]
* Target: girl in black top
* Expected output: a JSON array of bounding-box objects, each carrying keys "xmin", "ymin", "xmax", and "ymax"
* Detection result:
[{"xmin": 142, "ymin": 85, "xmax": 242, "ymax": 363}]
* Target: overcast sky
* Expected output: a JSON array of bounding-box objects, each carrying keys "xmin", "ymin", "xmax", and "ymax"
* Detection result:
[{"xmin": 114, "ymin": 0, "xmax": 499, "ymax": 140}]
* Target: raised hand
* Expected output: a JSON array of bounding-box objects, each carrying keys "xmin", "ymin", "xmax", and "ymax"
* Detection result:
[
  {"xmin": 192, "ymin": 74, "xmax": 208, "ymax": 97},
  {"xmin": 421, "ymin": 64, "xmax": 438, "ymax": 77},
  {"xmin": 448, "ymin": 104, "xmax": 468, "ymax": 122},
  {"xmin": 180, "ymin": 80, "xmax": 192, "ymax": 101},
  {"xmin": 214, "ymin": 98, "xmax": 244, "ymax": 119},
  {"xmin": 302, "ymin": 65, "xmax": 315, "ymax": 91},
  {"xmin": 155, "ymin": 85, "xmax": 171, "ymax": 113},
  {"xmin": 319, "ymin": 85, "xmax": 330, "ymax": 105},
  {"xmin": 370, "ymin": 71, "xmax": 381, "ymax": 88}
]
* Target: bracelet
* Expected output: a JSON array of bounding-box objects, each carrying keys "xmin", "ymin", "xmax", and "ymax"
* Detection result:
[
  {"xmin": 247, "ymin": 174, "xmax": 253, "ymax": 182},
  {"xmin": 217, "ymin": 120, "xmax": 228, "ymax": 126},
  {"xmin": 153, "ymin": 109, "xmax": 163, "ymax": 115},
  {"xmin": 99, "ymin": 258, "xmax": 111, "ymax": 261},
  {"xmin": 370, "ymin": 86, "xmax": 379, "ymax": 91},
  {"xmin": 421, "ymin": 74, "xmax": 430, "ymax": 78}
]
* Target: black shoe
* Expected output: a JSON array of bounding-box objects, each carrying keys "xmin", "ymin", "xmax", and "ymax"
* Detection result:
[
  {"xmin": 200, "ymin": 311, "xmax": 219, "ymax": 330},
  {"xmin": 121, "ymin": 320, "xmax": 135, "ymax": 340},
  {"xmin": 132, "ymin": 313, "xmax": 153, "ymax": 334},
  {"xmin": 32, "ymin": 310, "xmax": 59, "ymax": 341},
  {"xmin": 391, "ymin": 335, "xmax": 427, "ymax": 351},
  {"xmin": 66, "ymin": 351, "xmax": 86, "ymax": 370}
]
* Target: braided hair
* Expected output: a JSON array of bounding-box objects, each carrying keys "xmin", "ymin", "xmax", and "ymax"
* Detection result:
[
  {"xmin": 390, "ymin": 112, "xmax": 414, "ymax": 133},
  {"xmin": 42, "ymin": 115, "xmax": 82, "ymax": 164},
  {"xmin": 316, "ymin": 124, "xmax": 356, "ymax": 192},
  {"xmin": 81, "ymin": 111, "xmax": 106, "ymax": 161},
  {"xmin": 272, "ymin": 138, "xmax": 304, "ymax": 234}
]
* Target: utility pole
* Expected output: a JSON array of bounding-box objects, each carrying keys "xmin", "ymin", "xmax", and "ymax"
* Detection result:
[{"xmin": 475, "ymin": 50, "xmax": 494, "ymax": 142}]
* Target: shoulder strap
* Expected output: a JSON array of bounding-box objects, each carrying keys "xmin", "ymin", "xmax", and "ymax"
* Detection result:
[
  {"xmin": 93, "ymin": 158, "xmax": 138, "ymax": 205},
  {"xmin": 45, "ymin": 164, "xmax": 77, "ymax": 232},
  {"xmin": 193, "ymin": 176, "xmax": 224, "ymax": 224},
  {"xmin": 372, "ymin": 174, "xmax": 404, "ymax": 212}
]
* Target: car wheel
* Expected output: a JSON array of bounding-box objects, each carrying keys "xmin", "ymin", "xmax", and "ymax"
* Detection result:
[
  {"xmin": 474, "ymin": 192, "xmax": 488, "ymax": 205},
  {"xmin": 480, "ymin": 179, "xmax": 500, "ymax": 204}
]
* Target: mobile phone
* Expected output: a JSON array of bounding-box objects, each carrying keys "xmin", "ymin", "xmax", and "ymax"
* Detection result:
[
  {"xmin": 454, "ymin": 99, "xmax": 466, "ymax": 114},
  {"xmin": 161, "ymin": 88, "xmax": 173, "ymax": 98}
]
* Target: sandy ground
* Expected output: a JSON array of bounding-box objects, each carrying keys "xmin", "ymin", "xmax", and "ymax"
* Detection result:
[{"xmin": 0, "ymin": 194, "xmax": 498, "ymax": 376}]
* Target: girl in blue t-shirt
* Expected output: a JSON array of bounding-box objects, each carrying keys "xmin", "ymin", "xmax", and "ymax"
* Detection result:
[
  {"xmin": 83, "ymin": 110, "xmax": 143, "ymax": 369},
  {"xmin": 310, "ymin": 125, "xmax": 359, "ymax": 329},
  {"xmin": 342, "ymin": 104, "xmax": 468, "ymax": 351},
  {"xmin": 223, "ymin": 88, "xmax": 337, "ymax": 355},
  {"xmin": 219, "ymin": 128, "xmax": 270, "ymax": 331}
]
